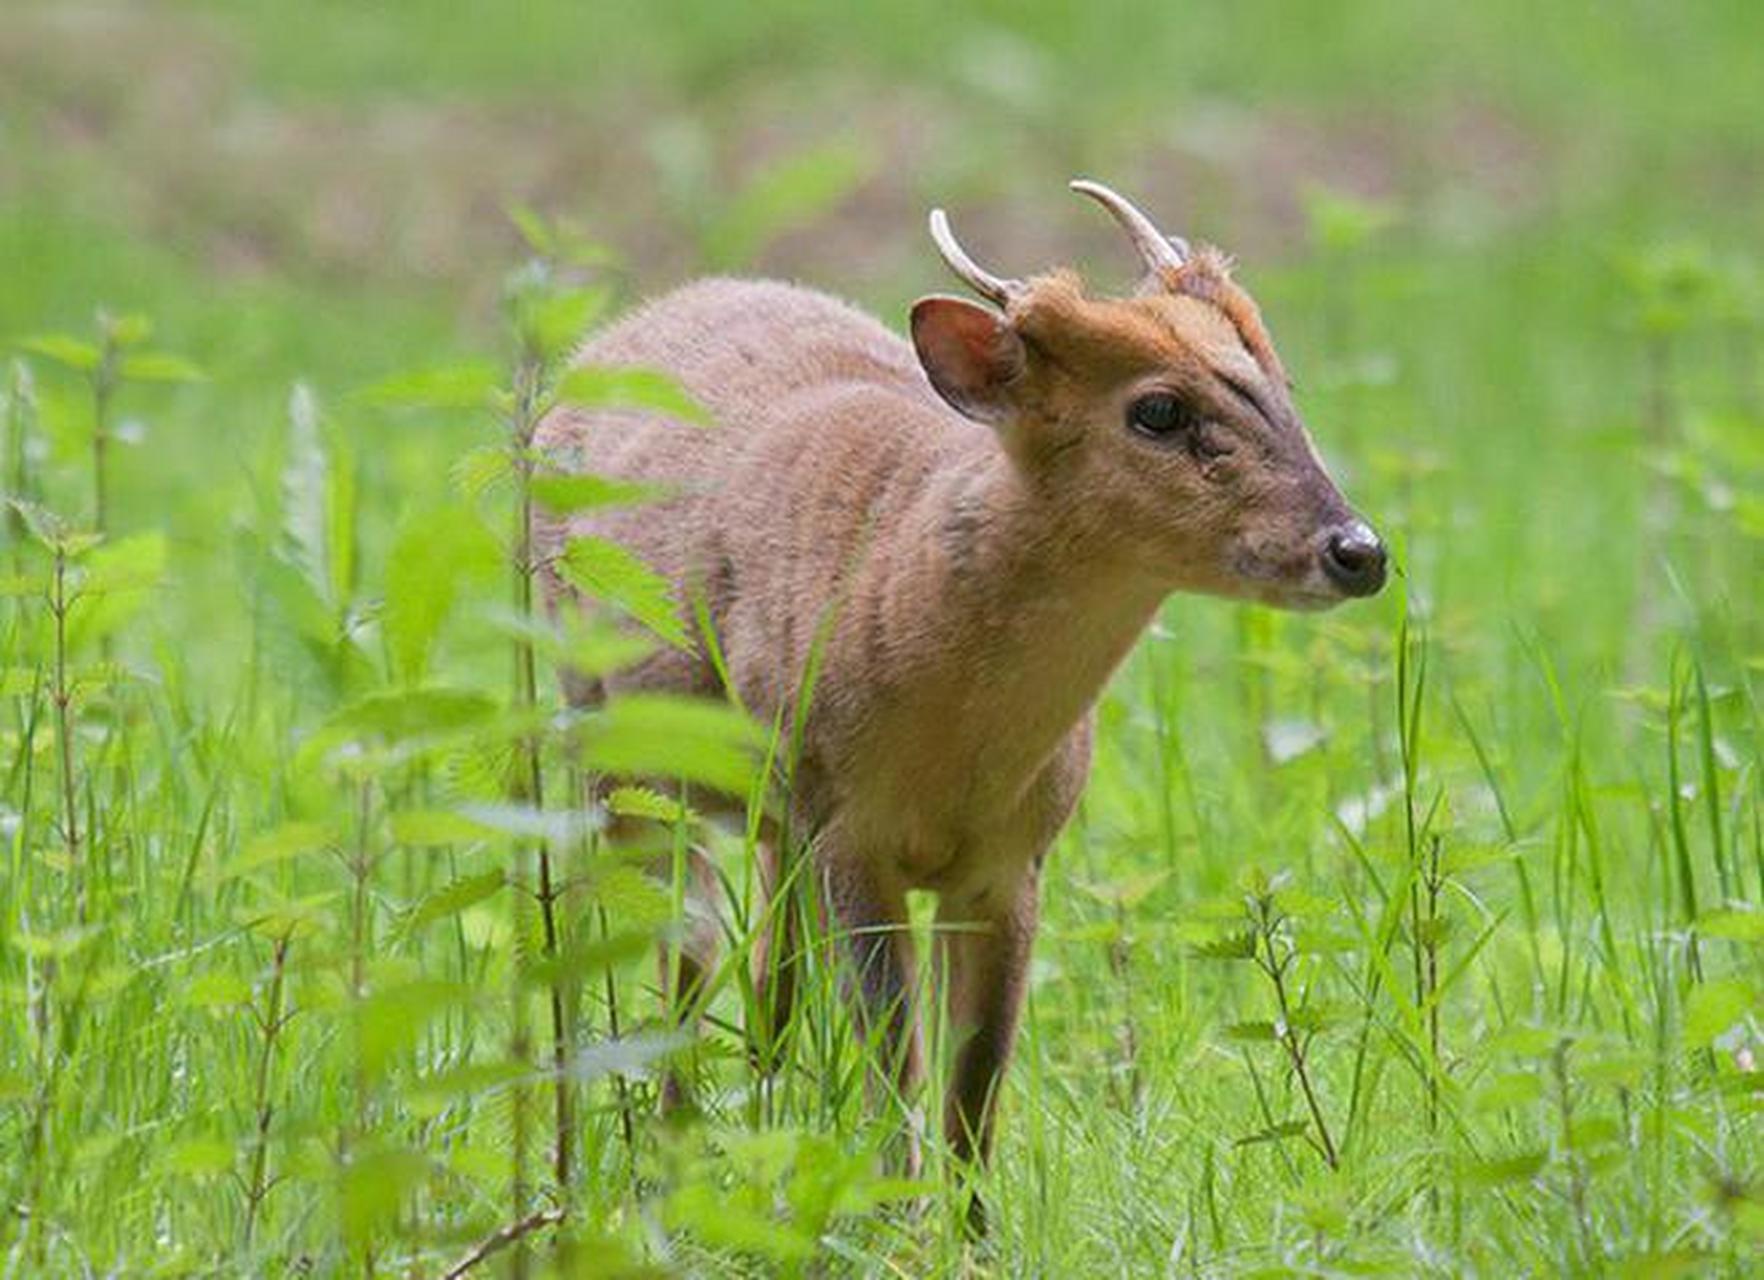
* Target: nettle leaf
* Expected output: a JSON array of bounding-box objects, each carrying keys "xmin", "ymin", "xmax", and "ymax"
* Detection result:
[
  {"xmin": 407, "ymin": 1059, "xmax": 528, "ymax": 1118},
  {"xmin": 17, "ymin": 334, "xmax": 101, "ymax": 372},
  {"xmin": 407, "ymin": 870, "xmax": 506, "ymax": 932},
  {"xmin": 1191, "ymin": 930, "xmax": 1258, "ymax": 961},
  {"xmin": 579, "ymin": 693, "xmax": 761, "ymax": 795},
  {"xmin": 530, "ymin": 471, "xmax": 670, "ymax": 515},
  {"xmin": 553, "ymin": 365, "xmax": 708, "ymax": 425},
  {"xmin": 117, "ymin": 352, "xmax": 206, "ymax": 383},
  {"xmin": 382, "ymin": 504, "xmax": 499, "ymax": 683},
  {"xmin": 1684, "ymin": 978, "xmax": 1756, "ymax": 1045},
  {"xmin": 298, "ymin": 688, "xmax": 499, "ymax": 773},
  {"xmin": 359, "ymin": 361, "xmax": 500, "ymax": 411},
  {"xmin": 451, "ymin": 444, "xmax": 513, "ymax": 501},
  {"xmin": 607, "ymin": 784, "xmax": 692, "ymax": 824},
  {"xmin": 559, "ymin": 535, "xmax": 689, "ymax": 650},
  {"xmin": 523, "ymin": 285, "xmax": 612, "ymax": 363}
]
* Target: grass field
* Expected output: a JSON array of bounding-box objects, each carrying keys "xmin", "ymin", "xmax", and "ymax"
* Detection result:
[{"xmin": 2, "ymin": 2, "xmax": 1762, "ymax": 1275}]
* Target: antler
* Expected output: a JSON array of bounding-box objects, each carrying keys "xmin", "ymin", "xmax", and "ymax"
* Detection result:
[
  {"xmin": 1069, "ymin": 178, "xmax": 1189, "ymax": 279},
  {"xmin": 928, "ymin": 208, "xmax": 1022, "ymax": 308}
]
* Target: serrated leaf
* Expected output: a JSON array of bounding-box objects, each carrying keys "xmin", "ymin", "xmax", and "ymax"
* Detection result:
[
  {"xmin": 451, "ymin": 443, "xmax": 512, "ymax": 500},
  {"xmin": 358, "ymin": 361, "xmax": 500, "ymax": 411},
  {"xmin": 559, "ymin": 535, "xmax": 689, "ymax": 650},
  {"xmin": 407, "ymin": 871, "xmax": 506, "ymax": 932},
  {"xmin": 1191, "ymin": 930, "xmax": 1258, "ymax": 961},
  {"xmin": 606, "ymin": 785, "xmax": 691, "ymax": 824},
  {"xmin": 701, "ymin": 140, "xmax": 869, "ymax": 269},
  {"xmin": 553, "ymin": 366, "xmax": 707, "ymax": 425},
  {"xmin": 337, "ymin": 1146, "xmax": 428, "ymax": 1243}
]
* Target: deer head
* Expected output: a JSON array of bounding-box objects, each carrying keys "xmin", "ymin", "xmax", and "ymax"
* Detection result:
[{"xmin": 910, "ymin": 179, "xmax": 1385, "ymax": 609}]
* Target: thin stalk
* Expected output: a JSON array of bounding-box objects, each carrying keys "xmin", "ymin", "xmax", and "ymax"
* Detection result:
[
  {"xmin": 1256, "ymin": 900, "xmax": 1339, "ymax": 1171},
  {"xmin": 507, "ymin": 350, "xmax": 572, "ymax": 1202},
  {"xmin": 50, "ymin": 544, "xmax": 85, "ymax": 925},
  {"xmin": 91, "ymin": 338, "xmax": 117, "ymax": 538},
  {"xmin": 242, "ymin": 931, "xmax": 293, "ymax": 1250}
]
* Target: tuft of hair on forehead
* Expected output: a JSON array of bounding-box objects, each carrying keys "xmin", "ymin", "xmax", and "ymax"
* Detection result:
[{"xmin": 1004, "ymin": 252, "xmax": 1290, "ymax": 388}]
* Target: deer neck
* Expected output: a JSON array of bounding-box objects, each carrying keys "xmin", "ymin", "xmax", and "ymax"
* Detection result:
[{"xmin": 884, "ymin": 446, "xmax": 1166, "ymax": 796}]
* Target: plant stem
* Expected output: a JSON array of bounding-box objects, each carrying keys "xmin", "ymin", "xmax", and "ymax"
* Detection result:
[
  {"xmin": 507, "ymin": 351, "xmax": 573, "ymax": 1204},
  {"xmin": 50, "ymin": 544, "xmax": 85, "ymax": 926},
  {"xmin": 1258, "ymin": 903, "xmax": 1339, "ymax": 1170},
  {"xmin": 242, "ymin": 931, "xmax": 292, "ymax": 1250}
]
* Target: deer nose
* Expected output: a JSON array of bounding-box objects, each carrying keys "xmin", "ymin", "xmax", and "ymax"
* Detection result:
[{"xmin": 1321, "ymin": 522, "xmax": 1387, "ymax": 597}]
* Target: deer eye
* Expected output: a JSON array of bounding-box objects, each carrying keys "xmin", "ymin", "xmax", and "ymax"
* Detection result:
[{"xmin": 1126, "ymin": 392, "xmax": 1193, "ymax": 440}]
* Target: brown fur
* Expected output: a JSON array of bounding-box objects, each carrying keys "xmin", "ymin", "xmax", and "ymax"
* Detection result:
[{"xmin": 535, "ymin": 233, "xmax": 1377, "ymax": 1176}]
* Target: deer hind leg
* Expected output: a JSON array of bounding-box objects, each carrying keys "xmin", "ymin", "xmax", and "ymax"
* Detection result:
[
  {"xmin": 822, "ymin": 848, "xmax": 924, "ymax": 1174},
  {"xmin": 748, "ymin": 828, "xmax": 804, "ymax": 1073},
  {"xmin": 937, "ymin": 873, "xmax": 1039, "ymax": 1233}
]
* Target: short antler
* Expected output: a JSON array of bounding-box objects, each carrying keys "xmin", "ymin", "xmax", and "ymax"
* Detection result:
[
  {"xmin": 928, "ymin": 209, "xmax": 1022, "ymax": 309},
  {"xmin": 1069, "ymin": 178, "xmax": 1189, "ymax": 279}
]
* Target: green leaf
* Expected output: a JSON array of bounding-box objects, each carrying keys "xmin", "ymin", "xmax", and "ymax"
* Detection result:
[
  {"xmin": 17, "ymin": 334, "xmax": 101, "ymax": 372},
  {"xmin": 407, "ymin": 870, "xmax": 506, "ymax": 932},
  {"xmin": 117, "ymin": 352, "xmax": 206, "ymax": 383},
  {"xmin": 358, "ymin": 361, "xmax": 500, "ymax": 411},
  {"xmin": 580, "ymin": 693, "xmax": 761, "ymax": 794},
  {"xmin": 559, "ymin": 535, "xmax": 689, "ymax": 650},
  {"xmin": 1684, "ymin": 978, "xmax": 1756, "ymax": 1045},
  {"xmin": 355, "ymin": 980, "xmax": 474, "ymax": 1073},
  {"xmin": 382, "ymin": 504, "xmax": 499, "ymax": 683},
  {"xmin": 1191, "ymin": 930, "xmax": 1258, "ymax": 961},
  {"xmin": 530, "ymin": 471, "xmax": 670, "ymax": 515},
  {"xmin": 606, "ymin": 785, "xmax": 692, "ymax": 824},
  {"xmin": 552, "ymin": 366, "xmax": 708, "ymax": 425},
  {"xmin": 523, "ymin": 286, "xmax": 612, "ymax": 363}
]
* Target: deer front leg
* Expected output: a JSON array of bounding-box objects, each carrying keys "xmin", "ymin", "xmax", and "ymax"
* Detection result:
[
  {"xmin": 939, "ymin": 872, "xmax": 1038, "ymax": 1169},
  {"xmin": 822, "ymin": 848, "xmax": 924, "ymax": 1171}
]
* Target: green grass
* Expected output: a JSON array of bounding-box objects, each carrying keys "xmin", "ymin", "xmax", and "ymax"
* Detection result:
[{"xmin": 2, "ymin": 2, "xmax": 1762, "ymax": 1275}]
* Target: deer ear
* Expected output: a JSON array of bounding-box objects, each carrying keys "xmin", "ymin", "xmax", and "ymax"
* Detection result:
[{"xmin": 910, "ymin": 296, "xmax": 1026, "ymax": 424}]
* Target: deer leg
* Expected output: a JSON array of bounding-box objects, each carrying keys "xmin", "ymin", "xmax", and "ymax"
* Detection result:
[
  {"xmin": 748, "ymin": 829, "xmax": 803, "ymax": 1072},
  {"xmin": 823, "ymin": 851, "xmax": 923, "ymax": 1171},
  {"xmin": 938, "ymin": 873, "xmax": 1039, "ymax": 1232}
]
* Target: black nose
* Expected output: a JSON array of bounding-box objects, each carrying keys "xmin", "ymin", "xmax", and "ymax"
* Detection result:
[{"xmin": 1321, "ymin": 523, "xmax": 1387, "ymax": 597}]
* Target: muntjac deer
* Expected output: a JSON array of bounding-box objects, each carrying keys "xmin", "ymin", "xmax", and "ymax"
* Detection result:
[{"xmin": 534, "ymin": 179, "xmax": 1385, "ymax": 1204}]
